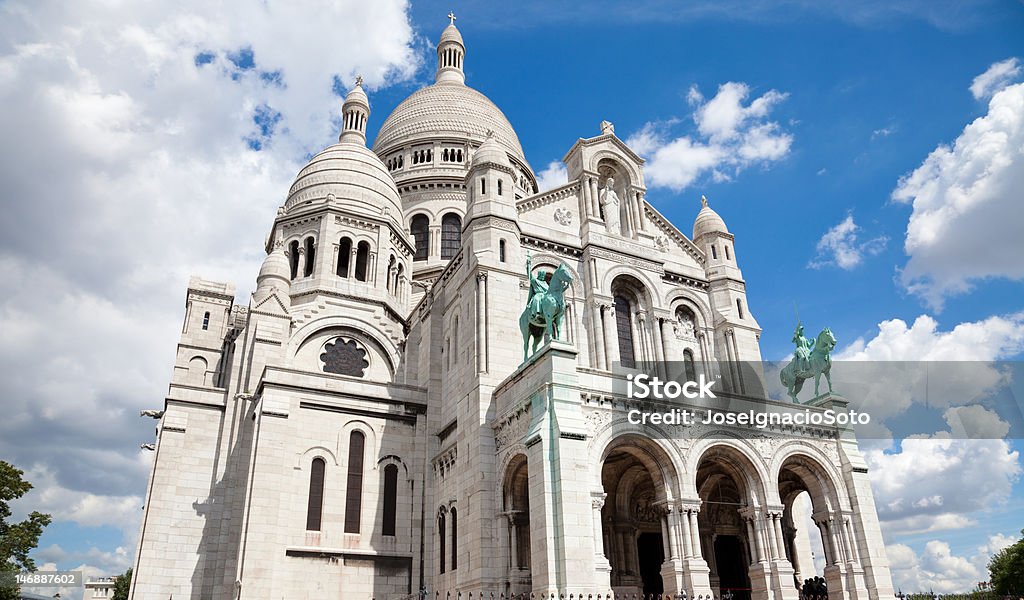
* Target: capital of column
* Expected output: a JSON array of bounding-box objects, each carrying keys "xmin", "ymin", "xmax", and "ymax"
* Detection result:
[
  {"xmin": 591, "ymin": 491, "xmax": 608, "ymax": 510},
  {"xmin": 476, "ymin": 271, "xmax": 488, "ymax": 282},
  {"xmin": 737, "ymin": 506, "xmax": 761, "ymax": 521}
]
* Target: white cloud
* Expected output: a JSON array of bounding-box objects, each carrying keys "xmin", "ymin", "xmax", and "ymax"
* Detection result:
[
  {"xmin": 832, "ymin": 313, "xmax": 1024, "ymax": 427},
  {"xmin": 0, "ymin": 0, "xmax": 419, "ymax": 567},
  {"xmin": 969, "ymin": 57, "xmax": 1021, "ymax": 100},
  {"xmin": 892, "ymin": 70, "xmax": 1024, "ymax": 309},
  {"xmin": 872, "ymin": 125, "xmax": 896, "ymax": 139},
  {"xmin": 808, "ymin": 213, "xmax": 888, "ymax": 270},
  {"xmin": 865, "ymin": 431, "xmax": 1020, "ymax": 536},
  {"xmin": 535, "ymin": 160, "xmax": 568, "ymax": 192},
  {"xmin": 626, "ymin": 81, "xmax": 792, "ymax": 191},
  {"xmin": 886, "ymin": 533, "xmax": 1022, "ymax": 594}
]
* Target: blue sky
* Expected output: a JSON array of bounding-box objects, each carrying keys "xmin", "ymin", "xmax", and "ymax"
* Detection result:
[{"xmin": 1, "ymin": 0, "xmax": 1023, "ymax": 596}]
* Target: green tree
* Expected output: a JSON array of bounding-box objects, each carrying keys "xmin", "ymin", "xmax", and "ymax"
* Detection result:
[
  {"xmin": 989, "ymin": 529, "xmax": 1024, "ymax": 595},
  {"xmin": 112, "ymin": 567, "xmax": 132, "ymax": 600},
  {"xmin": 0, "ymin": 460, "xmax": 53, "ymax": 600}
]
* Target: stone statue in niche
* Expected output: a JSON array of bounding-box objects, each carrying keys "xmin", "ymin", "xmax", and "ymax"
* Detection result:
[
  {"xmin": 321, "ymin": 337, "xmax": 369, "ymax": 377},
  {"xmin": 674, "ymin": 307, "xmax": 697, "ymax": 340},
  {"xmin": 599, "ymin": 177, "xmax": 622, "ymax": 236}
]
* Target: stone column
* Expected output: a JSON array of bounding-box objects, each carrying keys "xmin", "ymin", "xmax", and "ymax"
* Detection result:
[
  {"xmin": 651, "ymin": 317, "xmax": 665, "ymax": 376},
  {"xmin": 591, "ymin": 493, "xmax": 612, "ymax": 584},
  {"xmin": 745, "ymin": 517, "xmax": 760, "ymax": 564},
  {"xmin": 602, "ymin": 303, "xmax": 620, "ymax": 368},
  {"xmin": 580, "ymin": 177, "xmax": 591, "ymax": 219},
  {"xmin": 590, "ymin": 302, "xmax": 606, "ymax": 370},
  {"xmin": 637, "ymin": 192, "xmax": 648, "ymax": 232},
  {"xmin": 590, "ymin": 177, "xmax": 601, "ymax": 219},
  {"xmin": 476, "ymin": 272, "xmax": 488, "ymax": 373}
]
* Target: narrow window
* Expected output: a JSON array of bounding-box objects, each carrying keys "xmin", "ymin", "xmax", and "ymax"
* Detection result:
[
  {"xmin": 411, "ymin": 215, "xmax": 429, "ymax": 262},
  {"xmin": 395, "ymin": 264, "xmax": 404, "ymax": 295},
  {"xmin": 711, "ymin": 245, "xmax": 718, "ymax": 260},
  {"xmin": 382, "ymin": 464, "xmax": 398, "ymax": 536},
  {"xmin": 614, "ymin": 295, "xmax": 635, "ymax": 369},
  {"xmin": 355, "ymin": 241, "xmax": 369, "ymax": 282},
  {"xmin": 497, "ymin": 179, "xmax": 503, "ymax": 196},
  {"xmin": 289, "ymin": 240, "xmax": 300, "ymax": 279},
  {"xmin": 499, "ymin": 239, "xmax": 506, "ymax": 263},
  {"xmin": 438, "ymin": 511, "xmax": 447, "ymax": 573},
  {"xmin": 441, "ymin": 213, "xmax": 462, "ymax": 259},
  {"xmin": 725, "ymin": 245, "xmax": 731, "ymax": 260},
  {"xmin": 344, "ymin": 431, "xmax": 364, "ymax": 533},
  {"xmin": 337, "ymin": 237, "xmax": 352, "ymax": 277},
  {"xmin": 304, "ymin": 237, "xmax": 316, "ymax": 277},
  {"xmin": 457, "ymin": 149, "xmax": 463, "ymax": 162},
  {"xmin": 480, "ymin": 177, "xmax": 486, "ymax": 195},
  {"xmin": 736, "ymin": 299, "xmax": 745, "ymax": 320},
  {"xmin": 450, "ymin": 507, "xmax": 458, "ymax": 570},
  {"xmin": 202, "ymin": 311, "xmax": 210, "ymax": 330},
  {"xmin": 306, "ymin": 457, "xmax": 325, "ymax": 531},
  {"xmin": 387, "ymin": 255, "xmax": 396, "ymax": 294},
  {"xmin": 684, "ymin": 349, "xmax": 697, "ymax": 382}
]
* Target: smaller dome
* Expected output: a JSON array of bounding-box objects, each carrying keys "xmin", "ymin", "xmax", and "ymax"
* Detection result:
[
  {"xmin": 471, "ymin": 132, "xmax": 510, "ymax": 169},
  {"xmin": 343, "ymin": 80, "xmax": 369, "ymax": 111},
  {"xmin": 693, "ymin": 195, "xmax": 729, "ymax": 239},
  {"xmin": 285, "ymin": 143, "xmax": 403, "ymax": 224},
  {"xmin": 439, "ymin": 23, "xmax": 464, "ymax": 47},
  {"xmin": 255, "ymin": 244, "xmax": 291, "ymax": 301}
]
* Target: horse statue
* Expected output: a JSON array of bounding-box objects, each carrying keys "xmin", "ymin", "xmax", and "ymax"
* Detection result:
[
  {"xmin": 780, "ymin": 324, "xmax": 836, "ymax": 403},
  {"xmin": 520, "ymin": 257, "xmax": 574, "ymax": 362}
]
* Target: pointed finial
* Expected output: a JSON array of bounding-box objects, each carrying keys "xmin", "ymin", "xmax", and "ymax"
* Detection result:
[
  {"xmin": 354, "ymin": 75, "xmax": 363, "ymax": 87},
  {"xmin": 701, "ymin": 194, "xmax": 708, "ymax": 208},
  {"xmin": 448, "ymin": 11, "xmax": 456, "ymax": 25}
]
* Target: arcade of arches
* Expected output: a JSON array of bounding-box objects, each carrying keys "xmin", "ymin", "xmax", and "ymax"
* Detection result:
[{"xmin": 501, "ymin": 440, "xmax": 865, "ymax": 600}]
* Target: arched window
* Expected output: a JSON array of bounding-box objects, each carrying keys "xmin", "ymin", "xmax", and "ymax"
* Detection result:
[
  {"xmin": 441, "ymin": 213, "xmax": 462, "ymax": 259},
  {"xmin": 480, "ymin": 177, "xmax": 486, "ymax": 195},
  {"xmin": 457, "ymin": 149, "xmax": 463, "ymax": 162},
  {"xmin": 497, "ymin": 179, "xmax": 503, "ymax": 196},
  {"xmin": 394, "ymin": 263, "xmax": 404, "ymax": 295},
  {"xmin": 387, "ymin": 255, "xmax": 396, "ymax": 294},
  {"xmin": 450, "ymin": 507, "xmax": 458, "ymax": 570},
  {"xmin": 711, "ymin": 245, "xmax": 718, "ymax": 260},
  {"xmin": 736, "ymin": 299, "xmax": 745, "ymax": 320},
  {"xmin": 382, "ymin": 464, "xmax": 398, "ymax": 536},
  {"xmin": 355, "ymin": 241, "xmax": 370, "ymax": 282},
  {"xmin": 499, "ymin": 239, "xmax": 506, "ymax": 263},
  {"xmin": 289, "ymin": 240, "xmax": 300, "ymax": 279},
  {"xmin": 438, "ymin": 511, "xmax": 447, "ymax": 573},
  {"xmin": 304, "ymin": 237, "xmax": 316, "ymax": 277},
  {"xmin": 306, "ymin": 457, "xmax": 325, "ymax": 531},
  {"xmin": 684, "ymin": 349, "xmax": 697, "ymax": 382},
  {"xmin": 344, "ymin": 431, "xmax": 364, "ymax": 533},
  {"xmin": 614, "ymin": 295, "xmax": 635, "ymax": 369},
  {"xmin": 724, "ymin": 245, "xmax": 731, "ymax": 260},
  {"xmin": 202, "ymin": 311, "xmax": 210, "ymax": 330},
  {"xmin": 411, "ymin": 215, "xmax": 429, "ymax": 262},
  {"xmin": 337, "ymin": 237, "xmax": 352, "ymax": 277}
]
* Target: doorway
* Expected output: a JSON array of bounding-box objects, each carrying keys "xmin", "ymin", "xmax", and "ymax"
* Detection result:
[
  {"xmin": 636, "ymin": 532, "xmax": 664, "ymax": 596},
  {"xmin": 714, "ymin": 535, "xmax": 750, "ymax": 600}
]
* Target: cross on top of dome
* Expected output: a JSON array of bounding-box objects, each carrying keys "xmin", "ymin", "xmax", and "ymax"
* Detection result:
[{"xmin": 448, "ymin": 11, "xmax": 456, "ymax": 25}]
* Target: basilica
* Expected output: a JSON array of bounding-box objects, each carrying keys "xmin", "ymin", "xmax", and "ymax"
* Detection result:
[{"xmin": 129, "ymin": 18, "xmax": 895, "ymax": 600}]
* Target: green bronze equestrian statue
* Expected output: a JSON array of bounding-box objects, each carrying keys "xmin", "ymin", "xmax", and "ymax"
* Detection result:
[
  {"xmin": 520, "ymin": 255, "xmax": 574, "ymax": 362},
  {"xmin": 780, "ymin": 322, "xmax": 836, "ymax": 403}
]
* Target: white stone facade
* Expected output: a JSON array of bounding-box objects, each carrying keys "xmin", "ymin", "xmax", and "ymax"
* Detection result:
[{"xmin": 129, "ymin": 19, "xmax": 894, "ymax": 600}]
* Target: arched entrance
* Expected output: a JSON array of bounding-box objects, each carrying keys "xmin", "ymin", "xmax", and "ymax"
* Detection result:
[
  {"xmin": 696, "ymin": 445, "xmax": 766, "ymax": 600},
  {"xmin": 778, "ymin": 453, "xmax": 860, "ymax": 598},
  {"xmin": 600, "ymin": 435, "xmax": 678, "ymax": 597},
  {"xmin": 502, "ymin": 454, "xmax": 531, "ymax": 595}
]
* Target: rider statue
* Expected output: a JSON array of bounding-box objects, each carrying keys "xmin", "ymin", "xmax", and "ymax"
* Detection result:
[
  {"xmin": 526, "ymin": 254, "xmax": 549, "ymax": 314},
  {"xmin": 792, "ymin": 322, "xmax": 815, "ymax": 373}
]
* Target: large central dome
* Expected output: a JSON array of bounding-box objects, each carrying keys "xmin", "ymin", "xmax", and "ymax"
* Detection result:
[{"xmin": 372, "ymin": 83, "xmax": 525, "ymax": 162}]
